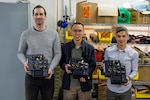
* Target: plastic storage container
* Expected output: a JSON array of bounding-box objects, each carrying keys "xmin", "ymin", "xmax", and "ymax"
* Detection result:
[{"xmin": 118, "ymin": 7, "xmax": 131, "ymax": 24}]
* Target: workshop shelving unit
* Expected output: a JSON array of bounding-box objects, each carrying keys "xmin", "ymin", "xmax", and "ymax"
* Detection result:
[
  {"xmin": 65, "ymin": 23, "xmax": 150, "ymax": 99},
  {"xmin": 83, "ymin": 24, "xmax": 150, "ymax": 99}
]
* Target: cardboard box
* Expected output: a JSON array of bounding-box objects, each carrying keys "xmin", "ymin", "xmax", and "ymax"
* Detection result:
[
  {"xmin": 138, "ymin": 66, "xmax": 150, "ymax": 81},
  {"xmin": 97, "ymin": 6, "xmax": 118, "ymax": 24},
  {"xmin": 129, "ymin": 9, "xmax": 150, "ymax": 24},
  {"xmin": 147, "ymin": 0, "xmax": 150, "ymax": 3},
  {"xmin": 76, "ymin": 2, "xmax": 98, "ymax": 23},
  {"xmin": 98, "ymin": 85, "xmax": 106, "ymax": 100}
]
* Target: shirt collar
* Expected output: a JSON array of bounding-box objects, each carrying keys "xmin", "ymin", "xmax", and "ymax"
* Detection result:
[
  {"xmin": 71, "ymin": 40, "xmax": 84, "ymax": 49},
  {"xmin": 115, "ymin": 45, "xmax": 129, "ymax": 52}
]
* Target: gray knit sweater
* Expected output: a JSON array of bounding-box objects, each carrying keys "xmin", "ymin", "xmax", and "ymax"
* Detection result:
[{"xmin": 17, "ymin": 27, "xmax": 61, "ymax": 73}]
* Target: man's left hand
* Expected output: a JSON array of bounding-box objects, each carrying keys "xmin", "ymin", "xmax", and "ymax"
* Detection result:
[
  {"xmin": 80, "ymin": 77, "xmax": 90, "ymax": 82},
  {"xmin": 122, "ymin": 76, "xmax": 130, "ymax": 86},
  {"xmin": 45, "ymin": 68, "xmax": 52, "ymax": 79}
]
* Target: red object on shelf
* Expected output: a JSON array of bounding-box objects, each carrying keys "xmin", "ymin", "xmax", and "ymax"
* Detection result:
[{"xmin": 95, "ymin": 51, "xmax": 103, "ymax": 62}]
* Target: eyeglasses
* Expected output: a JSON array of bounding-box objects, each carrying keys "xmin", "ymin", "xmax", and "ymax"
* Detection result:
[{"xmin": 72, "ymin": 29, "xmax": 83, "ymax": 33}]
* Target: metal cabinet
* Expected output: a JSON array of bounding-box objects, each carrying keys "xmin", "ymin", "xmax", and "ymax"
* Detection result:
[{"xmin": 0, "ymin": 2, "xmax": 31, "ymax": 100}]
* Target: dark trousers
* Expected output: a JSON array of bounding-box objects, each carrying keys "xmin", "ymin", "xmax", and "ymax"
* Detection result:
[
  {"xmin": 106, "ymin": 88, "xmax": 131, "ymax": 100},
  {"xmin": 25, "ymin": 74, "xmax": 54, "ymax": 100}
]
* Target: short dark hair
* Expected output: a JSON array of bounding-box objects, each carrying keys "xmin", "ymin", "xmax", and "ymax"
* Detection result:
[
  {"xmin": 32, "ymin": 5, "xmax": 46, "ymax": 15},
  {"xmin": 116, "ymin": 27, "xmax": 128, "ymax": 35},
  {"xmin": 71, "ymin": 22, "xmax": 84, "ymax": 29}
]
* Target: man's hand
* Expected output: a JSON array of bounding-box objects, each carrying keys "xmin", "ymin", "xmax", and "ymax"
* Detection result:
[
  {"xmin": 24, "ymin": 61, "xmax": 31, "ymax": 74},
  {"xmin": 45, "ymin": 68, "xmax": 52, "ymax": 79},
  {"xmin": 80, "ymin": 77, "xmax": 90, "ymax": 82},
  {"xmin": 65, "ymin": 64, "xmax": 72, "ymax": 74},
  {"xmin": 122, "ymin": 76, "xmax": 130, "ymax": 86},
  {"xmin": 100, "ymin": 60, "xmax": 104, "ymax": 69}
]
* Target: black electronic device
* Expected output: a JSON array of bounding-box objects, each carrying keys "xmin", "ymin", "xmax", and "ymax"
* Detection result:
[
  {"xmin": 27, "ymin": 54, "xmax": 49, "ymax": 77},
  {"xmin": 68, "ymin": 58, "xmax": 89, "ymax": 79},
  {"xmin": 104, "ymin": 60, "xmax": 127, "ymax": 84}
]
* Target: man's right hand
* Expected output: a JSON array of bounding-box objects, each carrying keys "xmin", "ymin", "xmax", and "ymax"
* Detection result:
[
  {"xmin": 100, "ymin": 60, "xmax": 104, "ymax": 69},
  {"xmin": 24, "ymin": 61, "xmax": 31, "ymax": 74},
  {"xmin": 65, "ymin": 64, "xmax": 72, "ymax": 74}
]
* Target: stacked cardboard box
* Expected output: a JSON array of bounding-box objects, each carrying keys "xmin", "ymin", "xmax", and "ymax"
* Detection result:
[
  {"xmin": 97, "ymin": 6, "xmax": 118, "ymax": 23},
  {"xmin": 76, "ymin": 2, "xmax": 118, "ymax": 24},
  {"xmin": 76, "ymin": 1, "xmax": 150, "ymax": 24},
  {"xmin": 76, "ymin": 2, "xmax": 97, "ymax": 23},
  {"xmin": 129, "ymin": 9, "xmax": 150, "ymax": 24},
  {"xmin": 98, "ymin": 82, "xmax": 107, "ymax": 100}
]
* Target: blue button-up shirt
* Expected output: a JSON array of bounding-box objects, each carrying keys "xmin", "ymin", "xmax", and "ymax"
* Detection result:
[{"xmin": 104, "ymin": 45, "xmax": 139, "ymax": 93}]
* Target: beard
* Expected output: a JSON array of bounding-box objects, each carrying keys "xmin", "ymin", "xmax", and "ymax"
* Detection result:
[
  {"xmin": 37, "ymin": 23, "xmax": 42, "ymax": 25},
  {"xmin": 35, "ymin": 20, "xmax": 43, "ymax": 26},
  {"xmin": 36, "ymin": 21, "xmax": 43, "ymax": 25},
  {"xmin": 74, "ymin": 37, "xmax": 82, "ymax": 41}
]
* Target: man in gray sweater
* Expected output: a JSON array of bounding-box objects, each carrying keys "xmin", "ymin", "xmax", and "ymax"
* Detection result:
[{"xmin": 17, "ymin": 5, "xmax": 61, "ymax": 100}]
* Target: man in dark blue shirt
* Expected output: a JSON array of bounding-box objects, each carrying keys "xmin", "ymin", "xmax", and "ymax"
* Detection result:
[{"xmin": 59, "ymin": 22, "xmax": 96, "ymax": 100}]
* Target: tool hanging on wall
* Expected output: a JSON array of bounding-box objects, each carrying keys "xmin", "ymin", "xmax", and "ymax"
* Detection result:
[
  {"xmin": 57, "ymin": 15, "xmax": 70, "ymax": 28},
  {"xmin": 57, "ymin": 5, "xmax": 70, "ymax": 43},
  {"xmin": 57, "ymin": 5, "xmax": 70, "ymax": 28}
]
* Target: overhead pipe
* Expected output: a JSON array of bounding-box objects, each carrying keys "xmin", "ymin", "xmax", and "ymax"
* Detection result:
[{"xmin": 56, "ymin": 0, "xmax": 58, "ymax": 31}]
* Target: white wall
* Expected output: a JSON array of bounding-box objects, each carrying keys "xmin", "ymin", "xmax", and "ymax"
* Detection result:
[
  {"xmin": 0, "ymin": 0, "xmax": 57, "ymax": 29},
  {"xmin": 0, "ymin": 0, "xmax": 16, "ymax": 3},
  {"xmin": 29, "ymin": 0, "xmax": 56, "ymax": 29}
]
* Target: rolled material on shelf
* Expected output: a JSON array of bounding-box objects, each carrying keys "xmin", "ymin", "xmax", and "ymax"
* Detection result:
[{"xmin": 118, "ymin": 7, "xmax": 131, "ymax": 24}]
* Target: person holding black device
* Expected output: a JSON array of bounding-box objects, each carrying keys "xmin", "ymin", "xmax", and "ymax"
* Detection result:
[{"xmin": 59, "ymin": 22, "xmax": 96, "ymax": 100}]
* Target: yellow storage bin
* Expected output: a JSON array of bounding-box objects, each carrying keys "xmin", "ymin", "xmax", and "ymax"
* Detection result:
[
  {"xmin": 92, "ymin": 71, "xmax": 99, "ymax": 80},
  {"xmin": 134, "ymin": 86, "xmax": 150, "ymax": 99},
  {"xmin": 65, "ymin": 30, "xmax": 73, "ymax": 42},
  {"xmin": 135, "ymin": 89, "xmax": 150, "ymax": 99},
  {"xmin": 133, "ymin": 72, "xmax": 139, "ymax": 81},
  {"xmin": 92, "ymin": 66, "xmax": 100, "ymax": 80},
  {"xmin": 99, "ymin": 69, "xmax": 108, "ymax": 80},
  {"xmin": 98, "ymin": 32, "xmax": 113, "ymax": 44}
]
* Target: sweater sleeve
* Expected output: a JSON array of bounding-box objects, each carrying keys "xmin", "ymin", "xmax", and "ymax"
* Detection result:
[
  {"xmin": 128, "ymin": 51, "xmax": 139, "ymax": 79},
  {"xmin": 17, "ymin": 31, "xmax": 27, "ymax": 64},
  {"xmin": 48, "ymin": 31, "xmax": 62, "ymax": 70},
  {"xmin": 87, "ymin": 45, "xmax": 96, "ymax": 76}
]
